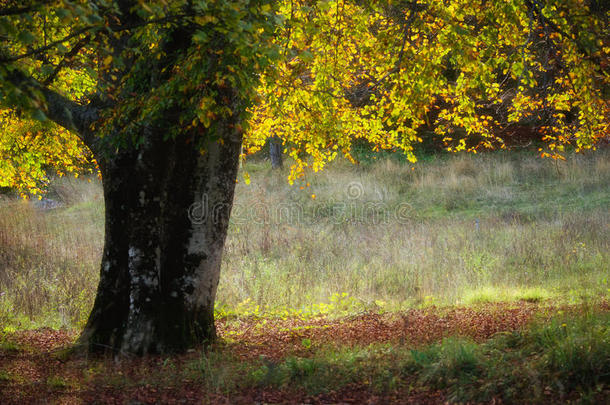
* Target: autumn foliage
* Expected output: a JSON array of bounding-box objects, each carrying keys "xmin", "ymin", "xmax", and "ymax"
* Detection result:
[
  {"xmin": 245, "ymin": 0, "xmax": 609, "ymax": 181},
  {"xmin": 0, "ymin": 0, "xmax": 608, "ymax": 193}
]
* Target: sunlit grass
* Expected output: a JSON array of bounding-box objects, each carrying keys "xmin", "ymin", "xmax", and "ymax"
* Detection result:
[
  {"xmin": 460, "ymin": 286, "xmax": 554, "ymax": 305},
  {"xmin": 0, "ymin": 149, "xmax": 608, "ymax": 327},
  {"xmin": 221, "ymin": 149, "xmax": 609, "ymax": 313},
  {"xmin": 0, "ymin": 177, "xmax": 103, "ymax": 330}
]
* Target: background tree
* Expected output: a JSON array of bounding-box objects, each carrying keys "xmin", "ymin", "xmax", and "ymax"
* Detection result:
[
  {"xmin": 268, "ymin": 135, "xmax": 283, "ymax": 169},
  {"xmin": 0, "ymin": 0, "xmax": 607, "ymax": 355}
]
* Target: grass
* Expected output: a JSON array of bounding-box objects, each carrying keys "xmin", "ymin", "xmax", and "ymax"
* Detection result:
[
  {"xmin": 0, "ymin": 150, "xmax": 608, "ymax": 328},
  {"xmin": 404, "ymin": 310, "xmax": 610, "ymax": 402},
  {"xmin": 0, "ymin": 370, "xmax": 11, "ymax": 382},
  {"xmin": 0, "ymin": 307, "xmax": 607, "ymax": 402},
  {"xmin": 0, "ymin": 339, "xmax": 21, "ymax": 353},
  {"xmin": 285, "ymin": 311, "xmax": 607, "ymax": 401},
  {"xmin": 460, "ymin": 285, "xmax": 553, "ymax": 305},
  {"xmin": 173, "ymin": 310, "xmax": 609, "ymax": 402},
  {"xmin": 46, "ymin": 375, "xmax": 69, "ymax": 389},
  {"xmin": 221, "ymin": 149, "xmax": 609, "ymax": 314},
  {"xmin": 0, "ymin": 175, "xmax": 103, "ymax": 330}
]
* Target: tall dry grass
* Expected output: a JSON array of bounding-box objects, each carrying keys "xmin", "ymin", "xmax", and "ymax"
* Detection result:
[
  {"xmin": 0, "ymin": 150, "xmax": 608, "ymax": 328},
  {"xmin": 0, "ymin": 177, "xmax": 103, "ymax": 329},
  {"xmin": 220, "ymin": 149, "xmax": 609, "ymax": 310}
]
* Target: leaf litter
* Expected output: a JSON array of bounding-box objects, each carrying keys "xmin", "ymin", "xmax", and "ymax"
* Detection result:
[{"xmin": 0, "ymin": 301, "xmax": 607, "ymax": 404}]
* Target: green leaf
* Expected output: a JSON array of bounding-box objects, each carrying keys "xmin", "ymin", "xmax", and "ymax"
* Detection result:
[
  {"xmin": 40, "ymin": 65, "xmax": 55, "ymax": 76},
  {"xmin": 18, "ymin": 31, "xmax": 36, "ymax": 44},
  {"xmin": 301, "ymin": 49, "xmax": 314, "ymax": 62},
  {"xmin": 193, "ymin": 31, "xmax": 208, "ymax": 43}
]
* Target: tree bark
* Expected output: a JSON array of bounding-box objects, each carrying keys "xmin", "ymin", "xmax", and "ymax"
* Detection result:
[{"xmin": 79, "ymin": 119, "xmax": 243, "ymax": 355}]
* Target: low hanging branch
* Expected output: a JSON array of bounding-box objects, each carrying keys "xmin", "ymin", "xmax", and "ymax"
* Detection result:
[
  {"xmin": 42, "ymin": 35, "xmax": 91, "ymax": 86},
  {"xmin": 0, "ymin": 26, "xmax": 95, "ymax": 63}
]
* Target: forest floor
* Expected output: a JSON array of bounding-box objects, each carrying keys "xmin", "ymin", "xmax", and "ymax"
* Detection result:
[{"xmin": 1, "ymin": 301, "xmax": 608, "ymax": 404}]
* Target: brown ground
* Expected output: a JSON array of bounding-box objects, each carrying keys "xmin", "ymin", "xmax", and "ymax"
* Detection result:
[{"xmin": 0, "ymin": 302, "xmax": 606, "ymax": 404}]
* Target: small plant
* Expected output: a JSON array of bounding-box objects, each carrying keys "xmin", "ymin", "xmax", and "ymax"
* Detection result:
[
  {"xmin": 0, "ymin": 370, "xmax": 11, "ymax": 382},
  {"xmin": 413, "ymin": 337, "xmax": 483, "ymax": 389},
  {"xmin": 514, "ymin": 287, "xmax": 552, "ymax": 303},
  {"xmin": 0, "ymin": 340, "xmax": 20, "ymax": 353},
  {"xmin": 529, "ymin": 312, "xmax": 610, "ymax": 390},
  {"xmin": 249, "ymin": 356, "xmax": 287, "ymax": 388},
  {"xmin": 301, "ymin": 338, "xmax": 312, "ymax": 349},
  {"xmin": 197, "ymin": 350, "xmax": 242, "ymax": 394},
  {"xmin": 47, "ymin": 375, "xmax": 69, "ymax": 389}
]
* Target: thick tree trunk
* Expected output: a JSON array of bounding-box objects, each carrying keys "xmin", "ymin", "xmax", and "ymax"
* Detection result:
[{"xmin": 79, "ymin": 122, "xmax": 242, "ymax": 355}]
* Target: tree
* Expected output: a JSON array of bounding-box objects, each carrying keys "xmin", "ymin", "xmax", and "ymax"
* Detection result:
[
  {"xmin": 268, "ymin": 135, "xmax": 283, "ymax": 169},
  {"xmin": 1, "ymin": 0, "xmax": 279, "ymax": 354},
  {"xmin": 0, "ymin": 0, "xmax": 607, "ymax": 354}
]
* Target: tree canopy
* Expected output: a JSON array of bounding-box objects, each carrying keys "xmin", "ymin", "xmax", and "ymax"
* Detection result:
[
  {"xmin": 246, "ymin": 0, "xmax": 609, "ymax": 182},
  {"xmin": 1, "ymin": 0, "xmax": 279, "ymax": 193},
  {"xmin": 0, "ymin": 0, "xmax": 608, "ymax": 194}
]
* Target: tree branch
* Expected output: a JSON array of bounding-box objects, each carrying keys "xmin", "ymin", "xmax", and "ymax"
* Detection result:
[
  {"xmin": 345, "ymin": 2, "xmax": 425, "ymax": 107},
  {"xmin": 42, "ymin": 35, "xmax": 91, "ymax": 86},
  {"xmin": 0, "ymin": 1, "xmax": 53, "ymax": 17},
  {"xmin": 1, "ymin": 13, "xmax": 193, "ymax": 64},
  {"xmin": 41, "ymin": 87, "xmax": 99, "ymax": 141},
  {"xmin": 0, "ymin": 25, "xmax": 94, "ymax": 63},
  {"xmin": 5, "ymin": 68, "xmax": 99, "ymax": 150},
  {"xmin": 524, "ymin": 0, "xmax": 591, "ymax": 56}
]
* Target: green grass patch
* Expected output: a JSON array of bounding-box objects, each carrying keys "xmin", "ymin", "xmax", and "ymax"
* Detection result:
[
  {"xmin": 461, "ymin": 286, "xmax": 554, "ymax": 305},
  {"xmin": 46, "ymin": 375, "xmax": 69, "ymax": 389},
  {"xmin": 0, "ymin": 340, "xmax": 21, "ymax": 353},
  {"xmin": 0, "ymin": 370, "xmax": 12, "ymax": 382},
  {"xmin": 407, "ymin": 311, "xmax": 610, "ymax": 402},
  {"xmin": 197, "ymin": 311, "xmax": 609, "ymax": 402}
]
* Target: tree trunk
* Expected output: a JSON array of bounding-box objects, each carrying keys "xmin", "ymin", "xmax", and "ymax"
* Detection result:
[
  {"xmin": 269, "ymin": 136, "xmax": 283, "ymax": 169},
  {"xmin": 79, "ymin": 122, "xmax": 242, "ymax": 355}
]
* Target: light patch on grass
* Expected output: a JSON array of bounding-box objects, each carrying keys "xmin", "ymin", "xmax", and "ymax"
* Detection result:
[{"xmin": 460, "ymin": 286, "xmax": 553, "ymax": 305}]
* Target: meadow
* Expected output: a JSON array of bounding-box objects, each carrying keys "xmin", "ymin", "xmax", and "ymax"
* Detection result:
[
  {"xmin": 0, "ymin": 149, "xmax": 608, "ymax": 329},
  {"xmin": 0, "ymin": 149, "xmax": 608, "ymax": 403}
]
